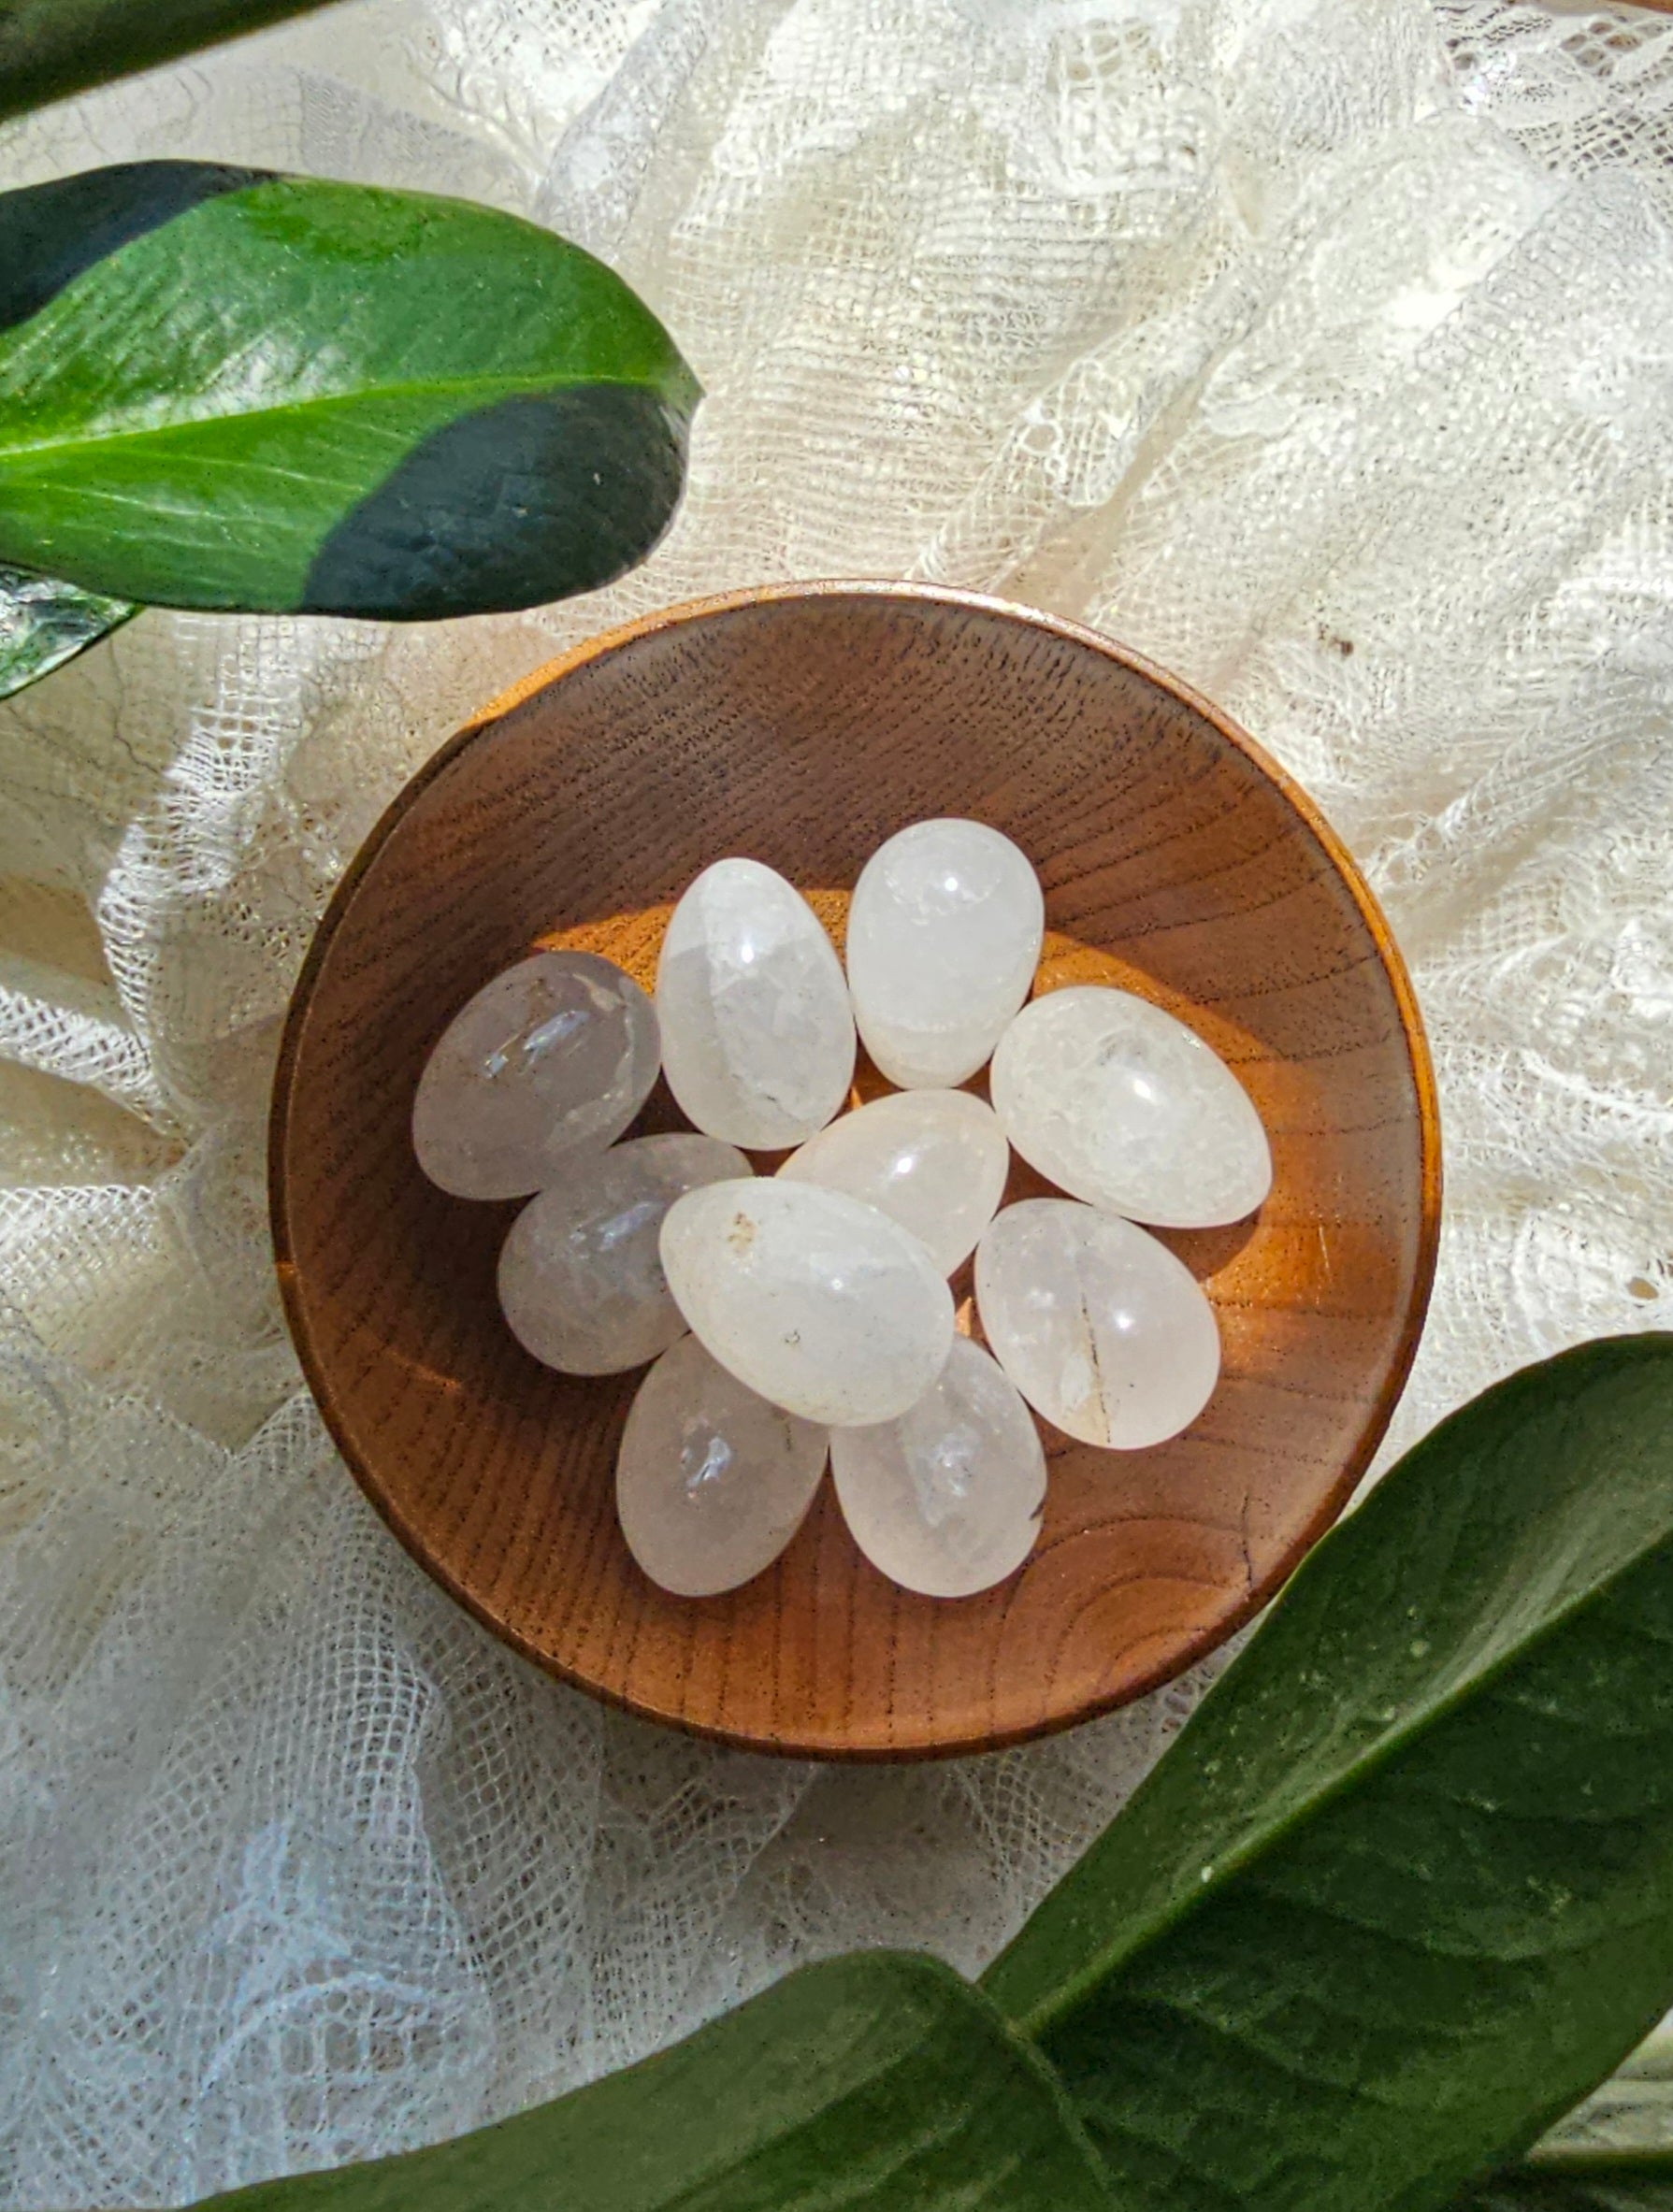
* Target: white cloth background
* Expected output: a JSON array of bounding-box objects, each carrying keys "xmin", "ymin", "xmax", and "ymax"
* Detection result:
[{"xmin": 1, "ymin": 0, "xmax": 1669, "ymax": 2199}]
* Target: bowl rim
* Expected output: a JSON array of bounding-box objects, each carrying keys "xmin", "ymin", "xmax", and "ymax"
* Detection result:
[{"xmin": 270, "ymin": 578, "xmax": 1443, "ymax": 1759}]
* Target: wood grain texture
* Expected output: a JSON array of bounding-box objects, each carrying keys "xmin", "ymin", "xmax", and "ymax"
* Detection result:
[{"xmin": 269, "ymin": 582, "xmax": 1440, "ymax": 1760}]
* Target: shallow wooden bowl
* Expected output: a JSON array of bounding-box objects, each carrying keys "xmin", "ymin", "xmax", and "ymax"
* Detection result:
[{"xmin": 271, "ymin": 582, "xmax": 1439, "ymax": 1760}]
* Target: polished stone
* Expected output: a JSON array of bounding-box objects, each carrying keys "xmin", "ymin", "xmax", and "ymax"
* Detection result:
[
  {"xmin": 656, "ymin": 857, "xmax": 856, "ymax": 1147},
  {"xmin": 831, "ymin": 1336, "xmax": 1046, "ymax": 1597},
  {"xmin": 975, "ymin": 1199, "xmax": 1220, "ymax": 1447},
  {"xmin": 498, "ymin": 1134, "xmax": 749, "ymax": 1375},
  {"xmin": 845, "ymin": 819, "xmax": 1044, "ymax": 1088},
  {"xmin": 412, "ymin": 951, "xmax": 660, "ymax": 1199},
  {"xmin": 615, "ymin": 1334, "xmax": 828, "ymax": 1596},
  {"xmin": 776, "ymin": 1088, "xmax": 1009, "ymax": 1273},
  {"xmin": 988, "ymin": 984, "xmax": 1271, "ymax": 1228},
  {"xmin": 659, "ymin": 1178, "xmax": 954, "ymax": 1426}
]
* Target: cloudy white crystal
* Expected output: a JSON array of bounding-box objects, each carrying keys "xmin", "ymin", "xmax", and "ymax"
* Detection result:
[
  {"xmin": 498, "ymin": 1134, "xmax": 749, "ymax": 1376},
  {"xmin": 616, "ymin": 1335, "xmax": 828, "ymax": 1597},
  {"xmin": 974, "ymin": 1199, "xmax": 1220, "ymax": 1448},
  {"xmin": 658, "ymin": 1178, "xmax": 954, "ymax": 1426},
  {"xmin": 411, "ymin": 951, "xmax": 660, "ymax": 1199},
  {"xmin": 776, "ymin": 1088, "xmax": 1009, "ymax": 1274},
  {"xmin": 656, "ymin": 857, "xmax": 856, "ymax": 1147},
  {"xmin": 845, "ymin": 819, "xmax": 1045, "ymax": 1088},
  {"xmin": 831, "ymin": 1336, "xmax": 1046, "ymax": 1597},
  {"xmin": 989, "ymin": 984, "xmax": 1272, "ymax": 1228}
]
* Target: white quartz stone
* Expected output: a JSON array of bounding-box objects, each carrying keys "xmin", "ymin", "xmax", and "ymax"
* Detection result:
[
  {"xmin": 776, "ymin": 1089, "xmax": 1009, "ymax": 1274},
  {"xmin": 831, "ymin": 1336, "xmax": 1046, "ymax": 1598},
  {"xmin": 845, "ymin": 819, "xmax": 1045, "ymax": 1088},
  {"xmin": 656, "ymin": 857, "xmax": 856, "ymax": 1147},
  {"xmin": 988, "ymin": 984, "xmax": 1272, "ymax": 1228},
  {"xmin": 659, "ymin": 1178, "xmax": 955, "ymax": 1426},
  {"xmin": 498, "ymin": 1134, "xmax": 749, "ymax": 1376},
  {"xmin": 974, "ymin": 1199, "xmax": 1220, "ymax": 1448},
  {"xmin": 411, "ymin": 951, "xmax": 659, "ymax": 1199},
  {"xmin": 616, "ymin": 1334, "xmax": 828, "ymax": 1597}
]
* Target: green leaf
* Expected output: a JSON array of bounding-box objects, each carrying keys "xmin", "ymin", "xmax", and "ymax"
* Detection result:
[
  {"xmin": 0, "ymin": 1, "xmax": 346, "ymax": 124},
  {"xmin": 1461, "ymin": 2152, "xmax": 1673, "ymax": 2212},
  {"xmin": 984, "ymin": 1335, "xmax": 1673, "ymax": 2212},
  {"xmin": 0, "ymin": 165, "xmax": 699, "ymax": 621},
  {"xmin": 195, "ymin": 1952, "xmax": 1116, "ymax": 2212},
  {"xmin": 0, "ymin": 161, "xmax": 273, "ymax": 334},
  {"xmin": 0, "ymin": 559, "xmax": 134, "ymax": 697}
]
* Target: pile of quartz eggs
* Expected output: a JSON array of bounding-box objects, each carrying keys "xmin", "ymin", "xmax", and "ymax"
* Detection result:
[{"xmin": 412, "ymin": 820, "xmax": 1271, "ymax": 1602}]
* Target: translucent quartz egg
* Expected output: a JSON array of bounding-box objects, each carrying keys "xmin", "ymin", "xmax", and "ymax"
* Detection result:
[
  {"xmin": 498, "ymin": 1134, "xmax": 749, "ymax": 1375},
  {"xmin": 988, "ymin": 984, "xmax": 1271, "ymax": 1228},
  {"xmin": 659, "ymin": 1178, "xmax": 955, "ymax": 1426},
  {"xmin": 845, "ymin": 819, "xmax": 1045, "ymax": 1088},
  {"xmin": 656, "ymin": 857, "xmax": 856, "ymax": 1147},
  {"xmin": 831, "ymin": 1337, "xmax": 1046, "ymax": 1598},
  {"xmin": 776, "ymin": 1089, "xmax": 1009, "ymax": 1274},
  {"xmin": 974, "ymin": 1199, "xmax": 1220, "ymax": 1448},
  {"xmin": 616, "ymin": 1335, "xmax": 828, "ymax": 1597},
  {"xmin": 412, "ymin": 952, "xmax": 659, "ymax": 1199}
]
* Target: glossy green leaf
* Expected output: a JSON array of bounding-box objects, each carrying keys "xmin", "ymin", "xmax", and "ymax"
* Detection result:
[
  {"xmin": 1462, "ymin": 2152, "xmax": 1673, "ymax": 2212},
  {"xmin": 196, "ymin": 1952, "xmax": 1116, "ymax": 2212},
  {"xmin": 0, "ymin": 160, "xmax": 272, "ymax": 334},
  {"xmin": 0, "ymin": 560, "xmax": 133, "ymax": 697},
  {"xmin": 0, "ymin": 1, "xmax": 345, "ymax": 124},
  {"xmin": 986, "ymin": 1335, "xmax": 1673, "ymax": 2212},
  {"xmin": 0, "ymin": 165, "xmax": 699, "ymax": 620}
]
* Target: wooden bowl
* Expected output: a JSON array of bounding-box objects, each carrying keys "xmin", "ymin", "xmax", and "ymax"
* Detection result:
[{"xmin": 270, "ymin": 582, "xmax": 1439, "ymax": 1760}]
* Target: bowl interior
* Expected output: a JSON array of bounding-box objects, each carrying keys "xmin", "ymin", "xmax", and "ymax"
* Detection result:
[{"xmin": 271, "ymin": 584, "xmax": 1438, "ymax": 1760}]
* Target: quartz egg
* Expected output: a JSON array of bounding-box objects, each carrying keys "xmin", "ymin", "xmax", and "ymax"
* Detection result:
[
  {"xmin": 776, "ymin": 1088, "xmax": 1009, "ymax": 1274},
  {"xmin": 411, "ymin": 951, "xmax": 659, "ymax": 1199},
  {"xmin": 831, "ymin": 1336, "xmax": 1046, "ymax": 1597},
  {"xmin": 975, "ymin": 1199, "xmax": 1220, "ymax": 1448},
  {"xmin": 845, "ymin": 819, "xmax": 1044, "ymax": 1087},
  {"xmin": 658, "ymin": 1178, "xmax": 954, "ymax": 1427},
  {"xmin": 616, "ymin": 1335, "xmax": 828, "ymax": 1597},
  {"xmin": 656, "ymin": 857, "xmax": 856, "ymax": 1147},
  {"xmin": 498, "ymin": 1134, "xmax": 749, "ymax": 1375},
  {"xmin": 989, "ymin": 984, "xmax": 1271, "ymax": 1228}
]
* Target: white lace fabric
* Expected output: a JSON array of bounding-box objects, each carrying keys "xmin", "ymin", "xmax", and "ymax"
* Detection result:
[{"xmin": 1, "ymin": 0, "xmax": 1669, "ymax": 2199}]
